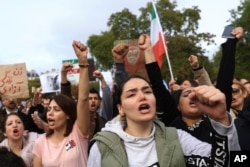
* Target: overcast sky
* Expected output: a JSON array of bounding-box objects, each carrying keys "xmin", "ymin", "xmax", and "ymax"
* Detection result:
[{"xmin": 0, "ymin": 0, "xmax": 240, "ymax": 74}]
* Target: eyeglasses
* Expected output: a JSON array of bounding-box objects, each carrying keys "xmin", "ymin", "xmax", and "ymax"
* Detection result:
[{"xmin": 232, "ymin": 88, "xmax": 240, "ymax": 94}]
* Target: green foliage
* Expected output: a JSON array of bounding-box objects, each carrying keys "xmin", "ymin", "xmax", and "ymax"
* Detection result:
[
  {"xmin": 212, "ymin": 0, "xmax": 250, "ymax": 79},
  {"xmin": 87, "ymin": 0, "xmax": 217, "ymax": 82},
  {"xmin": 108, "ymin": 8, "xmax": 141, "ymax": 39},
  {"xmin": 28, "ymin": 78, "xmax": 41, "ymax": 97},
  {"xmin": 87, "ymin": 32, "xmax": 116, "ymax": 70}
]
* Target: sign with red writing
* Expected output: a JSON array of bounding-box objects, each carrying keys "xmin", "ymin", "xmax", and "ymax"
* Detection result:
[
  {"xmin": 0, "ymin": 63, "xmax": 29, "ymax": 99},
  {"xmin": 62, "ymin": 59, "xmax": 95, "ymax": 84}
]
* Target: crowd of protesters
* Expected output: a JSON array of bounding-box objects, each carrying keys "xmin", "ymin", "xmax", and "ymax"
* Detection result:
[{"xmin": 0, "ymin": 26, "xmax": 249, "ymax": 167}]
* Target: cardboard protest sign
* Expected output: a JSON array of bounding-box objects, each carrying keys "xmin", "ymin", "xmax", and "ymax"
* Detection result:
[
  {"xmin": 114, "ymin": 39, "xmax": 149, "ymax": 81},
  {"xmin": 0, "ymin": 63, "xmax": 29, "ymax": 99}
]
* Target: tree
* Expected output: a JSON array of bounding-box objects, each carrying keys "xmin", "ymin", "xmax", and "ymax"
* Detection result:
[
  {"xmin": 87, "ymin": 0, "xmax": 216, "ymax": 82},
  {"xmin": 28, "ymin": 78, "xmax": 41, "ymax": 97},
  {"xmin": 212, "ymin": 0, "xmax": 250, "ymax": 79}
]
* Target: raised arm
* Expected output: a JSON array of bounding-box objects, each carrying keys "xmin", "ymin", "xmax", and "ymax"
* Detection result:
[
  {"xmin": 190, "ymin": 85, "xmax": 230, "ymax": 126},
  {"xmin": 216, "ymin": 27, "xmax": 244, "ymax": 111},
  {"xmin": 60, "ymin": 62, "xmax": 73, "ymax": 97},
  {"xmin": 188, "ymin": 55, "xmax": 212, "ymax": 86},
  {"xmin": 72, "ymin": 41, "xmax": 90, "ymax": 136},
  {"xmin": 93, "ymin": 70, "xmax": 113, "ymax": 121},
  {"xmin": 137, "ymin": 34, "xmax": 180, "ymax": 126},
  {"xmin": 112, "ymin": 44, "xmax": 129, "ymax": 87}
]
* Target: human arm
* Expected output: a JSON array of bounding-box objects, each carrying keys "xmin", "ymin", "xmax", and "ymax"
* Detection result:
[
  {"xmin": 60, "ymin": 62, "xmax": 73, "ymax": 97},
  {"xmin": 93, "ymin": 70, "xmax": 113, "ymax": 121},
  {"xmin": 31, "ymin": 111, "xmax": 49, "ymax": 133},
  {"xmin": 22, "ymin": 90, "xmax": 45, "ymax": 133},
  {"xmin": 216, "ymin": 27, "xmax": 244, "ymax": 111},
  {"xmin": 33, "ymin": 155, "xmax": 42, "ymax": 167},
  {"xmin": 190, "ymin": 85, "xmax": 230, "ymax": 126},
  {"xmin": 137, "ymin": 34, "xmax": 180, "ymax": 126},
  {"xmin": 112, "ymin": 44, "xmax": 129, "ymax": 87},
  {"xmin": 72, "ymin": 40, "xmax": 90, "ymax": 136},
  {"xmin": 188, "ymin": 55, "xmax": 213, "ymax": 86},
  {"xmin": 168, "ymin": 79, "xmax": 181, "ymax": 92},
  {"xmin": 112, "ymin": 44, "xmax": 129, "ymax": 118}
]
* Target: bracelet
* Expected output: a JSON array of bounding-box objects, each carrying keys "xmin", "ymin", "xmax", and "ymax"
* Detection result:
[
  {"xmin": 79, "ymin": 64, "xmax": 89, "ymax": 68},
  {"xmin": 192, "ymin": 66, "xmax": 202, "ymax": 71}
]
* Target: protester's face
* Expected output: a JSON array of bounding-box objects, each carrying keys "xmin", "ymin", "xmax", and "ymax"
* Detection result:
[
  {"xmin": 47, "ymin": 100, "xmax": 69, "ymax": 131},
  {"xmin": 5, "ymin": 98, "xmax": 17, "ymax": 110},
  {"xmin": 231, "ymin": 84, "xmax": 247, "ymax": 110},
  {"xmin": 244, "ymin": 83, "xmax": 250, "ymax": 95},
  {"xmin": 88, "ymin": 93, "xmax": 101, "ymax": 112},
  {"xmin": 42, "ymin": 99, "xmax": 50, "ymax": 109},
  {"xmin": 178, "ymin": 87, "xmax": 202, "ymax": 119},
  {"xmin": 4, "ymin": 115, "xmax": 24, "ymax": 140},
  {"xmin": 26, "ymin": 101, "xmax": 32, "ymax": 108},
  {"xmin": 118, "ymin": 78, "xmax": 156, "ymax": 124},
  {"xmin": 180, "ymin": 80, "xmax": 192, "ymax": 89}
]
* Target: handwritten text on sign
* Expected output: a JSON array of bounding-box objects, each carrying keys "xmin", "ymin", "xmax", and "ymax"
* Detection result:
[{"xmin": 0, "ymin": 63, "xmax": 29, "ymax": 99}]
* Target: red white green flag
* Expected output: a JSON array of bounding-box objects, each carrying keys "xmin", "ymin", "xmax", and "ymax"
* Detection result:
[{"xmin": 150, "ymin": 2, "xmax": 166, "ymax": 68}]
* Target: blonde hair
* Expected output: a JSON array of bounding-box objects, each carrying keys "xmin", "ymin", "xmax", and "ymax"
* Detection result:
[{"xmin": 232, "ymin": 80, "xmax": 248, "ymax": 96}]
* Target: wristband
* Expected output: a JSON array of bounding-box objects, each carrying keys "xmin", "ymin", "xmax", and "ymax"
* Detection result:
[
  {"xmin": 79, "ymin": 64, "xmax": 89, "ymax": 68},
  {"xmin": 192, "ymin": 66, "xmax": 203, "ymax": 71}
]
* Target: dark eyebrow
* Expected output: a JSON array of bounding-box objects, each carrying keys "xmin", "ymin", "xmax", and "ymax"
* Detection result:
[
  {"xmin": 142, "ymin": 85, "xmax": 151, "ymax": 91},
  {"xmin": 125, "ymin": 85, "xmax": 151, "ymax": 93},
  {"xmin": 182, "ymin": 89, "xmax": 192, "ymax": 95}
]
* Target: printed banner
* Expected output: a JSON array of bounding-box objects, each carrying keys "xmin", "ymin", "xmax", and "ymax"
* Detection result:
[
  {"xmin": 62, "ymin": 59, "xmax": 96, "ymax": 84},
  {"xmin": 0, "ymin": 63, "xmax": 29, "ymax": 99},
  {"xmin": 62, "ymin": 59, "xmax": 80, "ymax": 85}
]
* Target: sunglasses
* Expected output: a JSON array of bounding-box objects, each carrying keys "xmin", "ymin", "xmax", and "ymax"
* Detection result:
[{"xmin": 232, "ymin": 88, "xmax": 240, "ymax": 94}]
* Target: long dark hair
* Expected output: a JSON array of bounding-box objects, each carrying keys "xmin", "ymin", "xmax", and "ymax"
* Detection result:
[
  {"xmin": 2, "ymin": 113, "xmax": 24, "ymax": 133},
  {"xmin": 115, "ymin": 75, "xmax": 153, "ymax": 128},
  {"xmin": 0, "ymin": 146, "xmax": 26, "ymax": 167},
  {"xmin": 46, "ymin": 94, "xmax": 77, "ymax": 137}
]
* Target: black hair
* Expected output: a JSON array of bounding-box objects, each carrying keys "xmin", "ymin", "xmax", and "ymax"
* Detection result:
[
  {"xmin": 89, "ymin": 87, "xmax": 102, "ymax": 100},
  {"xmin": 2, "ymin": 113, "xmax": 25, "ymax": 133},
  {"xmin": 0, "ymin": 146, "xmax": 26, "ymax": 167},
  {"xmin": 46, "ymin": 94, "xmax": 76, "ymax": 137},
  {"xmin": 182, "ymin": 79, "xmax": 199, "ymax": 87},
  {"xmin": 171, "ymin": 89, "xmax": 183, "ymax": 106}
]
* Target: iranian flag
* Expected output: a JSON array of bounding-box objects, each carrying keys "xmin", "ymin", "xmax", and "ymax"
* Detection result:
[{"xmin": 150, "ymin": 3, "xmax": 166, "ymax": 68}]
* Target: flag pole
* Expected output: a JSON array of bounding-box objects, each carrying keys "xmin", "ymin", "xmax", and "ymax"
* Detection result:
[{"xmin": 151, "ymin": 0, "xmax": 174, "ymax": 80}]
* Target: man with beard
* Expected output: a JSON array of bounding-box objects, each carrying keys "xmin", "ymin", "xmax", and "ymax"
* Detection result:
[{"xmin": 88, "ymin": 87, "xmax": 107, "ymax": 139}]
